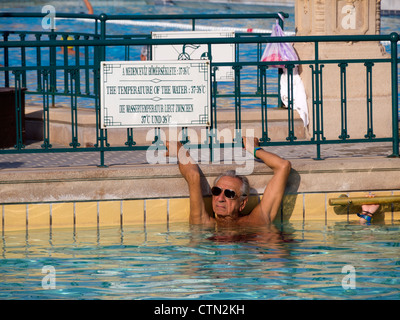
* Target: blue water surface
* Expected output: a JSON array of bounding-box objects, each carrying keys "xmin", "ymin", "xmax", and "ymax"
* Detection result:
[{"xmin": 0, "ymin": 221, "xmax": 399, "ymax": 300}]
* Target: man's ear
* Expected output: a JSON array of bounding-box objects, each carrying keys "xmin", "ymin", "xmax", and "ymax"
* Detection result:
[{"xmin": 239, "ymin": 197, "xmax": 248, "ymax": 212}]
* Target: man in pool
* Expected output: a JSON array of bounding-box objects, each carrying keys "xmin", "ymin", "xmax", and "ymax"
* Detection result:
[{"xmin": 166, "ymin": 137, "xmax": 291, "ymax": 226}]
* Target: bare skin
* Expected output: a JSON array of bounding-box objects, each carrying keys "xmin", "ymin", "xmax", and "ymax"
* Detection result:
[
  {"xmin": 358, "ymin": 194, "xmax": 380, "ymax": 224},
  {"xmin": 83, "ymin": 0, "xmax": 94, "ymax": 14},
  {"xmin": 166, "ymin": 137, "xmax": 291, "ymax": 227}
]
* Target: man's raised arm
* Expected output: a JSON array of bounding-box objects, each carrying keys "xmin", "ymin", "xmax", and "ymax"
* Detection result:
[
  {"xmin": 243, "ymin": 137, "xmax": 291, "ymax": 224},
  {"xmin": 166, "ymin": 141, "xmax": 212, "ymax": 225}
]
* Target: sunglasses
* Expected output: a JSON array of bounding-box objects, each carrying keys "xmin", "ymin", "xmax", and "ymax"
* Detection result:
[{"xmin": 211, "ymin": 186, "xmax": 243, "ymax": 199}]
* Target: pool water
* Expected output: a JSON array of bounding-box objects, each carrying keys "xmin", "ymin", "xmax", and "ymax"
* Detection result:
[{"xmin": 1, "ymin": 221, "xmax": 399, "ymax": 300}]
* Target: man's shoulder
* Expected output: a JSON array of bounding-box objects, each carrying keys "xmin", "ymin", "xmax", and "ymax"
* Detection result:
[{"xmin": 238, "ymin": 210, "xmax": 269, "ymax": 226}]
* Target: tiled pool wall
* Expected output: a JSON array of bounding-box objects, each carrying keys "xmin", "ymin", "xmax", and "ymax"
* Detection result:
[{"xmin": 2, "ymin": 190, "xmax": 400, "ymax": 232}]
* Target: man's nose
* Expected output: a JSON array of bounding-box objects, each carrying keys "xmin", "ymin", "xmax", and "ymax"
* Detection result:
[{"xmin": 216, "ymin": 192, "xmax": 226, "ymax": 201}]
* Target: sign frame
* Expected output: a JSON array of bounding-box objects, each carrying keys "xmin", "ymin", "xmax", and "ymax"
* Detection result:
[{"xmin": 100, "ymin": 60, "xmax": 211, "ymax": 129}]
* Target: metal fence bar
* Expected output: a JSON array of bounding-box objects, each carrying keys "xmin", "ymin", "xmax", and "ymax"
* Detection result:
[
  {"xmin": 68, "ymin": 68, "xmax": 80, "ymax": 148},
  {"xmin": 35, "ymin": 33, "xmax": 42, "ymax": 92},
  {"xmin": 19, "ymin": 33, "xmax": 26, "ymax": 88},
  {"xmin": 3, "ymin": 31, "xmax": 9, "ymax": 87},
  {"xmin": 13, "ymin": 70, "xmax": 24, "ymax": 150},
  {"xmin": 285, "ymin": 64, "xmax": 296, "ymax": 142},
  {"xmin": 259, "ymin": 64, "xmax": 270, "ymax": 143},
  {"xmin": 41, "ymin": 69, "xmax": 51, "ymax": 149},
  {"xmin": 338, "ymin": 62, "xmax": 349, "ymax": 140},
  {"xmin": 233, "ymin": 64, "xmax": 242, "ymax": 143},
  {"xmin": 364, "ymin": 62, "xmax": 375, "ymax": 139}
]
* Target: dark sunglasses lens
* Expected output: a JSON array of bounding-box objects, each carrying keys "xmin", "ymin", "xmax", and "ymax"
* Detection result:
[
  {"xmin": 224, "ymin": 189, "xmax": 236, "ymax": 199},
  {"xmin": 211, "ymin": 187, "xmax": 222, "ymax": 196},
  {"xmin": 212, "ymin": 187, "xmax": 237, "ymax": 199}
]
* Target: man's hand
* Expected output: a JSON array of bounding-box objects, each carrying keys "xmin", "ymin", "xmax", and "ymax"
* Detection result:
[
  {"xmin": 242, "ymin": 136, "xmax": 259, "ymax": 154},
  {"xmin": 165, "ymin": 141, "xmax": 181, "ymax": 158},
  {"xmin": 361, "ymin": 194, "xmax": 380, "ymax": 215}
]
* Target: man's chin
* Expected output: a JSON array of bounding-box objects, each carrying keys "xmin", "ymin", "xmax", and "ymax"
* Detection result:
[{"xmin": 215, "ymin": 212, "xmax": 230, "ymax": 219}]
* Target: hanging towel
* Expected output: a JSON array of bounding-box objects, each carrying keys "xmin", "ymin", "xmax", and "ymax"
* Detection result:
[{"xmin": 280, "ymin": 67, "xmax": 309, "ymax": 127}]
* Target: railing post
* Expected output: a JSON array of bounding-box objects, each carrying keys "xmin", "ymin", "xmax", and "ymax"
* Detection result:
[
  {"xmin": 364, "ymin": 61, "xmax": 375, "ymax": 139},
  {"xmin": 285, "ymin": 64, "xmax": 297, "ymax": 142},
  {"xmin": 35, "ymin": 33, "xmax": 42, "ymax": 92},
  {"xmin": 97, "ymin": 13, "xmax": 108, "ymax": 167},
  {"xmin": 125, "ymin": 128, "xmax": 136, "ymax": 147},
  {"xmin": 62, "ymin": 34, "xmax": 69, "ymax": 94},
  {"xmin": 233, "ymin": 64, "xmax": 242, "ymax": 144},
  {"xmin": 41, "ymin": 69, "xmax": 52, "ymax": 149},
  {"xmin": 259, "ymin": 64, "xmax": 270, "ymax": 143},
  {"xmin": 68, "ymin": 68, "xmax": 80, "ymax": 148},
  {"xmin": 49, "ymin": 30, "xmax": 57, "ymax": 108},
  {"xmin": 93, "ymin": 32, "xmax": 109, "ymax": 164},
  {"xmin": 13, "ymin": 70, "xmax": 24, "ymax": 150},
  {"xmin": 389, "ymin": 32, "xmax": 399, "ymax": 158},
  {"xmin": 84, "ymin": 35, "xmax": 91, "ymax": 95},
  {"xmin": 310, "ymin": 41, "xmax": 325, "ymax": 160},
  {"xmin": 74, "ymin": 34, "xmax": 82, "ymax": 95},
  {"xmin": 208, "ymin": 65, "xmax": 219, "ymax": 163},
  {"xmin": 19, "ymin": 33, "xmax": 27, "ymax": 88},
  {"xmin": 180, "ymin": 127, "xmax": 189, "ymax": 145},
  {"xmin": 3, "ymin": 31, "xmax": 9, "ymax": 87},
  {"xmin": 338, "ymin": 62, "xmax": 349, "ymax": 140}
]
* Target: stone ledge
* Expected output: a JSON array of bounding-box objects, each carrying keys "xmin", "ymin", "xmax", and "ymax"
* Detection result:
[{"xmin": 1, "ymin": 156, "xmax": 400, "ymax": 204}]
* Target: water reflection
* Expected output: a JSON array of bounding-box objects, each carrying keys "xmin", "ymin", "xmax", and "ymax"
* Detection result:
[{"xmin": 1, "ymin": 221, "xmax": 400, "ymax": 299}]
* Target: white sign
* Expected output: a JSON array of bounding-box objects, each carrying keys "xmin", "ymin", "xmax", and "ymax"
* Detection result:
[
  {"xmin": 152, "ymin": 31, "xmax": 235, "ymax": 81},
  {"xmin": 100, "ymin": 60, "xmax": 211, "ymax": 128}
]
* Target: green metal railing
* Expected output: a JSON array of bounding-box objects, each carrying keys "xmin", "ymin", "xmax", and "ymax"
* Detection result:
[{"xmin": 0, "ymin": 12, "xmax": 399, "ymax": 166}]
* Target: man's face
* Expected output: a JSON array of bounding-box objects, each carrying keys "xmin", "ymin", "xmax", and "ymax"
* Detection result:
[{"xmin": 212, "ymin": 176, "xmax": 247, "ymax": 218}]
